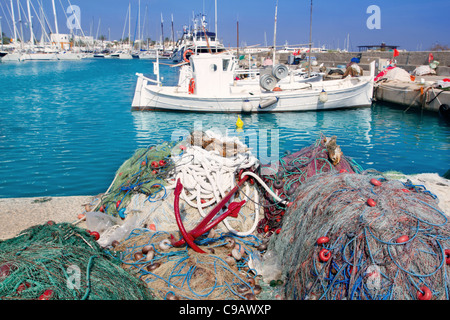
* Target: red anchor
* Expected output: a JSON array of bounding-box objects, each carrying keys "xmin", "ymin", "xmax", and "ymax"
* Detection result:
[{"xmin": 171, "ymin": 173, "xmax": 249, "ymax": 253}]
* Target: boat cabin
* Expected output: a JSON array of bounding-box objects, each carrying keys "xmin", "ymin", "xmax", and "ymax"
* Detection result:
[{"xmin": 190, "ymin": 53, "xmax": 236, "ymax": 96}]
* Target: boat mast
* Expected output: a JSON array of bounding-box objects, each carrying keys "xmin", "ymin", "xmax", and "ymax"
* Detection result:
[
  {"xmin": 17, "ymin": 0, "xmax": 24, "ymax": 49},
  {"xmin": 10, "ymin": 0, "xmax": 17, "ymax": 44},
  {"xmin": 26, "ymin": 0, "xmax": 33, "ymax": 46},
  {"xmin": 128, "ymin": 2, "xmax": 131, "ymax": 51},
  {"xmin": 236, "ymin": 17, "xmax": 239, "ymax": 59},
  {"xmin": 51, "ymin": 0, "xmax": 59, "ymax": 49},
  {"xmin": 171, "ymin": 14, "xmax": 174, "ymax": 48},
  {"xmin": 138, "ymin": 0, "xmax": 140, "ymax": 50},
  {"xmin": 0, "ymin": 16, "xmax": 3, "ymax": 51},
  {"xmin": 308, "ymin": 0, "xmax": 313, "ymax": 77},
  {"xmin": 215, "ymin": 0, "xmax": 218, "ymax": 38},
  {"xmin": 272, "ymin": 0, "xmax": 278, "ymax": 64},
  {"xmin": 160, "ymin": 13, "xmax": 164, "ymax": 52}
]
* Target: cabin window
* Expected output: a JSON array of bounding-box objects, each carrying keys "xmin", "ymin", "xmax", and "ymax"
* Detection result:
[
  {"xmin": 210, "ymin": 64, "xmax": 218, "ymax": 72},
  {"xmin": 223, "ymin": 59, "xmax": 230, "ymax": 71}
]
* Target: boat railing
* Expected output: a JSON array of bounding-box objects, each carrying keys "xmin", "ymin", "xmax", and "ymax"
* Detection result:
[
  {"xmin": 234, "ymin": 69, "xmax": 260, "ymax": 79},
  {"xmin": 136, "ymin": 73, "xmax": 161, "ymax": 86}
]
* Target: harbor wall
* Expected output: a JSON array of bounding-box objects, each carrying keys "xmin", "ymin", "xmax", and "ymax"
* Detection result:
[{"xmin": 270, "ymin": 51, "xmax": 450, "ymax": 76}]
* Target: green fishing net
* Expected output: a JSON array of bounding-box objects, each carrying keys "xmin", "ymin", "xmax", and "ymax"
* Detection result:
[
  {"xmin": 95, "ymin": 141, "xmax": 183, "ymax": 218},
  {"xmin": 0, "ymin": 222, "xmax": 154, "ymax": 300}
]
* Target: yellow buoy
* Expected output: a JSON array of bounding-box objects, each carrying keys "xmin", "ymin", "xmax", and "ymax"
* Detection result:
[{"xmin": 236, "ymin": 116, "xmax": 244, "ymax": 128}]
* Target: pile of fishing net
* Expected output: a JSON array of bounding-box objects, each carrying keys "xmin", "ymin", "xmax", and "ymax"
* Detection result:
[
  {"xmin": 256, "ymin": 134, "xmax": 363, "ymax": 235},
  {"xmin": 265, "ymin": 170, "xmax": 450, "ymax": 300},
  {"xmin": 0, "ymin": 222, "xmax": 154, "ymax": 300},
  {"xmin": 91, "ymin": 130, "xmax": 262, "ymax": 243},
  {"xmin": 109, "ymin": 228, "xmax": 266, "ymax": 300},
  {"xmin": 93, "ymin": 141, "xmax": 179, "ymax": 218},
  {"xmin": 81, "ymin": 130, "xmax": 267, "ymax": 300}
]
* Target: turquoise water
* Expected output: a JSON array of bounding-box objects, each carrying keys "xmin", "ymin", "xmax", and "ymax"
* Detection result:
[{"xmin": 0, "ymin": 59, "xmax": 449, "ymax": 198}]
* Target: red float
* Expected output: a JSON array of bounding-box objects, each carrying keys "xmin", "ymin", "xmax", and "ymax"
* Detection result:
[
  {"xmin": 319, "ymin": 249, "xmax": 331, "ymax": 262},
  {"xmin": 370, "ymin": 178, "xmax": 382, "ymax": 186},
  {"xmin": 317, "ymin": 236, "xmax": 330, "ymax": 245},
  {"xmin": 38, "ymin": 289, "xmax": 54, "ymax": 300},
  {"xmin": 367, "ymin": 198, "xmax": 376, "ymax": 207},
  {"xmin": 90, "ymin": 231, "xmax": 100, "ymax": 241},
  {"xmin": 445, "ymin": 249, "xmax": 450, "ymax": 265},
  {"xmin": 417, "ymin": 286, "xmax": 432, "ymax": 300},
  {"xmin": 396, "ymin": 235, "xmax": 409, "ymax": 243}
]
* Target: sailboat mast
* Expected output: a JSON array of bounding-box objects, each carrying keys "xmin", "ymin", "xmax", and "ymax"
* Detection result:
[
  {"xmin": 0, "ymin": 16, "xmax": 3, "ymax": 50},
  {"xmin": 26, "ymin": 0, "xmax": 33, "ymax": 45},
  {"xmin": 160, "ymin": 13, "xmax": 164, "ymax": 52},
  {"xmin": 51, "ymin": 0, "xmax": 59, "ymax": 48},
  {"xmin": 17, "ymin": 0, "xmax": 24, "ymax": 48},
  {"xmin": 128, "ymin": 2, "xmax": 131, "ymax": 49},
  {"xmin": 308, "ymin": 0, "xmax": 313, "ymax": 77},
  {"xmin": 10, "ymin": 0, "xmax": 17, "ymax": 44},
  {"xmin": 236, "ymin": 19, "xmax": 239, "ymax": 58},
  {"xmin": 171, "ymin": 14, "xmax": 174, "ymax": 46},
  {"xmin": 138, "ymin": 0, "xmax": 141, "ymax": 50}
]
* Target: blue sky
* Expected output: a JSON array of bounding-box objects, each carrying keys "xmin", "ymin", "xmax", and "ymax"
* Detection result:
[{"xmin": 3, "ymin": 0, "xmax": 449, "ymax": 51}]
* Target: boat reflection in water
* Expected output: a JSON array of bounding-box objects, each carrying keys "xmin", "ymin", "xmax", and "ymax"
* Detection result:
[{"xmin": 131, "ymin": 107, "xmax": 373, "ymax": 169}]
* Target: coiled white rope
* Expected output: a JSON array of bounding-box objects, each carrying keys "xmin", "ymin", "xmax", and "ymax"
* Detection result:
[{"xmin": 165, "ymin": 131, "xmax": 260, "ymax": 235}]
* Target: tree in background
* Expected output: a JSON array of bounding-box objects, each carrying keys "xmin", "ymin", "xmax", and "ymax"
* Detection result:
[{"xmin": 430, "ymin": 43, "xmax": 449, "ymax": 51}]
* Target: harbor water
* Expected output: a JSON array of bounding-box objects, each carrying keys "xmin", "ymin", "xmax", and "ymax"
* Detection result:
[{"xmin": 0, "ymin": 59, "xmax": 449, "ymax": 199}]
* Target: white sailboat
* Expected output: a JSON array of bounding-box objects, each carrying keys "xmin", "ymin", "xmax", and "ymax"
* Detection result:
[
  {"xmin": 111, "ymin": 3, "xmax": 133, "ymax": 59},
  {"xmin": 131, "ymin": 52, "xmax": 375, "ymax": 113}
]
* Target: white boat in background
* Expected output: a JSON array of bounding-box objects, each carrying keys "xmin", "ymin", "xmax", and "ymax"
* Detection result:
[
  {"xmin": 171, "ymin": 14, "xmax": 226, "ymax": 63},
  {"xmin": 0, "ymin": 51, "xmax": 21, "ymax": 62},
  {"xmin": 132, "ymin": 50, "xmax": 158, "ymax": 60},
  {"xmin": 20, "ymin": 52, "xmax": 58, "ymax": 61},
  {"xmin": 110, "ymin": 50, "xmax": 133, "ymax": 59},
  {"xmin": 132, "ymin": 52, "xmax": 375, "ymax": 113},
  {"xmin": 56, "ymin": 52, "xmax": 82, "ymax": 60}
]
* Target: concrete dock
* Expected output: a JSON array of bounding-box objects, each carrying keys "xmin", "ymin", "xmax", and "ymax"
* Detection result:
[
  {"xmin": 270, "ymin": 50, "xmax": 450, "ymax": 112},
  {"xmin": 374, "ymin": 76, "xmax": 450, "ymax": 112}
]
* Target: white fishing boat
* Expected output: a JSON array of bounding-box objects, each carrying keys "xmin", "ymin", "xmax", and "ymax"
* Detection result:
[{"xmin": 131, "ymin": 52, "xmax": 375, "ymax": 113}]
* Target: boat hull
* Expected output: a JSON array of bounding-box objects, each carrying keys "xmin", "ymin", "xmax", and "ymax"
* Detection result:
[{"xmin": 132, "ymin": 74, "xmax": 374, "ymax": 113}]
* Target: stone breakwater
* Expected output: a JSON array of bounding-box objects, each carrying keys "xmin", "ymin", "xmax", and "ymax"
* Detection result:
[{"xmin": 254, "ymin": 51, "xmax": 450, "ymax": 76}]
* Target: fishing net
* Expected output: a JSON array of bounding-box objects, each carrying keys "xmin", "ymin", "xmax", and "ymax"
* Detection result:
[
  {"xmin": 266, "ymin": 170, "xmax": 450, "ymax": 300},
  {"xmin": 0, "ymin": 222, "xmax": 154, "ymax": 300},
  {"xmin": 109, "ymin": 228, "xmax": 266, "ymax": 300},
  {"xmin": 84, "ymin": 131, "xmax": 268, "ymax": 300},
  {"xmin": 94, "ymin": 141, "xmax": 181, "ymax": 218},
  {"xmin": 257, "ymin": 134, "xmax": 364, "ymax": 235},
  {"xmin": 93, "ymin": 131, "xmax": 263, "ymax": 247}
]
